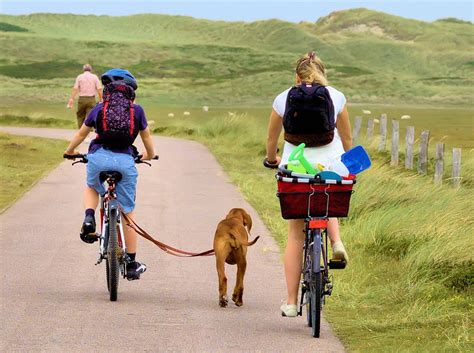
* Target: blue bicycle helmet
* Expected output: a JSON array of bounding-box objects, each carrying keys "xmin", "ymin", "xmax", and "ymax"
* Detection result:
[{"xmin": 101, "ymin": 68, "xmax": 138, "ymax": 90}]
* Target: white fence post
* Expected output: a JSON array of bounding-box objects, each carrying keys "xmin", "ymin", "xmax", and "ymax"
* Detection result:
[
  {"xmin": 452, "ymin": 148, "xmax": 462, "ymax": 187},
  {"xmin": 417, "ymin": 130, "xmax": 430, "ymax": 174},
  {"xmin": 405, "ymin": 126, "xmax": 415, "ymax": 169},
  {"xmin": 434, "ymin": 143, "xmax": 444, "ymax": 185},
  {"xmin": 391, "ymin": 119, "xmax": 399, "ymax": 166}
]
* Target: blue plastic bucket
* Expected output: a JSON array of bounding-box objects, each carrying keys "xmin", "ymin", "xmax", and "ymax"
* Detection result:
[{"xmin": 341, "ymin": 145, "xmax": 371, "ymax": 174}]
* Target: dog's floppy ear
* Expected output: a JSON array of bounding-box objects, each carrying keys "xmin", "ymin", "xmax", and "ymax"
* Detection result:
[{"xmin": 242, "ymin": 209, "xmax": 252, "ymax": 233}]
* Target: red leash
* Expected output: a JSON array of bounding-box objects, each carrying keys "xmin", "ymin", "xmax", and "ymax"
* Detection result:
[{"xmin": 122, "ymin": 213, "xmax": 215, "ymax": 257}]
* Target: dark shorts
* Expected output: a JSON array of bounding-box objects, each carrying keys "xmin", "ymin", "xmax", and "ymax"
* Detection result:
[{"xmin": 76, "ymin": 96, "xmax": 96, "ymax": 128}]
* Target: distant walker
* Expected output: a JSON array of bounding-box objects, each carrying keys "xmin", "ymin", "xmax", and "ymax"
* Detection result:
[{"xmin": 67, "ymin": 64, "xmax": 103, "ymax": 128}]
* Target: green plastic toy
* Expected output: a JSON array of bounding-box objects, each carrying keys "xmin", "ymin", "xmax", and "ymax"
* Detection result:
[
  {"xmin": 288, "ymin": 143, "xmax": 317, "ymax": 175},
  {"xmin": 287, "ymin": 160, "xmax": 307, "ymax": 173}
]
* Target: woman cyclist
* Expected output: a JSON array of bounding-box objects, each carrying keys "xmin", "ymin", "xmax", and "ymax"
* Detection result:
[
  {"xmin": 64, "ymin": 68, "xmax": 156, "ymax": 281},
  {"xmin": 264, "ymin": 52, "xmax": 352, "ymax": 317}
]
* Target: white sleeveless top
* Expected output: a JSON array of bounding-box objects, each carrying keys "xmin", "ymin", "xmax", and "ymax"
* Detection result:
[{"xmin": 272, "ymin": 85, "xmax": 347, "ymax": 167}]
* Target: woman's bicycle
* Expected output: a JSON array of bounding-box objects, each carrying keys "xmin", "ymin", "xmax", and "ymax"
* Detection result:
[
  {"xmin": 64, "ymin": 153, "xmax": 158, "ymax": 301},
  {"xmin": 265, "ymin": 160, "xmax": 355, "ymax": 338}
]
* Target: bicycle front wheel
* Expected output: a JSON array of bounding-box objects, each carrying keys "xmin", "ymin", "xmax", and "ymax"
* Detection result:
[
  {"xmin": 106, "ymin": 208, "xmax": 120, "ymax": 301},
  {"xmin": 310, "ymin": 271, "xmax": 322, "ymax": 338},
  {"xmin": 306, "ymin": 289, "xmax": 312, "ymax": 327}
]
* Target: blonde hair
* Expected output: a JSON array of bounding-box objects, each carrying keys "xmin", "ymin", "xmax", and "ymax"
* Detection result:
[
  {"xmin": 83, "ymin": 64, "xmax": 92, "ymax": 72},
  {"xmin": 295, "ymin": 52, "xmax": 328, "ymax": 86}
]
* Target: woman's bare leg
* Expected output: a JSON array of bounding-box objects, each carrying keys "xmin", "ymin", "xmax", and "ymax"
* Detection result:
[
  {"xmin": 284, "ymin": 219, "xmax": 305, "ymax": 305},
  {"xmin": 327, "ymin": 218, "xmax": 340, "ymax": 245},
  {"xmin": 327, "ymin": 218, "xmax": 348, "ymax": 262}
]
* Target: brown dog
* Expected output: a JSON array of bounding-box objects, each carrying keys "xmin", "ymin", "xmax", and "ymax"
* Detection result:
[{"xmin": 213, "ymin": 208, "xmax": 260, "ymax": 307}]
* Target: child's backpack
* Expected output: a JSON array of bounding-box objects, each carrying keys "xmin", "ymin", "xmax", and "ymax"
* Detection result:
[
  {"xmin": 96, "ymin": 82, "xmax": 139, "ymax": 148},
  {"xmin": 283, "ymin": 83, "xmax": 335, "ymax": 147}
]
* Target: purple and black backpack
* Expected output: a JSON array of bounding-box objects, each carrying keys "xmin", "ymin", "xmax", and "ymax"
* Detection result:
[{"xmin": 96, "ymin": 82, "xmax": 139, "ymax": 148}]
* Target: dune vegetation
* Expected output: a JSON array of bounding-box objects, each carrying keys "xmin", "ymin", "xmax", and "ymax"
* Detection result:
[{"xmin": 0, "ymin": 8, "xmax": 473, "ymax": 107}]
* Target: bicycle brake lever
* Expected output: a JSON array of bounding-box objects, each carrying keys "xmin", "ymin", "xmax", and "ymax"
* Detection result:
[{"xmin": 72, "ymin": 160, "xmax": 81, "ymax": 166}]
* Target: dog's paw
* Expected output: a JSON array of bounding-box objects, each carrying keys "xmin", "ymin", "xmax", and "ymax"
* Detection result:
[
  {"xmin": 232, "ymin": 293, "xmax": 243, "ymax": 307},
  {"xmin": 219, "ymin": 296, "xmax": 228, "ymax": 308}
]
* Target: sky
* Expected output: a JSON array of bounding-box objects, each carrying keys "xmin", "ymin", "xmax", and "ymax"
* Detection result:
[{"xmin": 1, "ymin": 0, "xmax": 473, "ymax": 23}]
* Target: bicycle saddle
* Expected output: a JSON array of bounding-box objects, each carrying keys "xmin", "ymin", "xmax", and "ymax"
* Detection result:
[{"xmin": 99, "ymin": 171, "xmax": 123, "ymax": 183}]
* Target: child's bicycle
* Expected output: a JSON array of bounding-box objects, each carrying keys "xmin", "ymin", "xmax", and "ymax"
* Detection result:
[
  {"xmin": 264, "ymin": 160, "xmax": 355, "ymax": 338},
  {"xmin": 64, "ymin": 153, "xmax": 158, "ymax": 301}
]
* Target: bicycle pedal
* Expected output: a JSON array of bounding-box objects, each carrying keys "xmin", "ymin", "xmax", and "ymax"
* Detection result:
[
  {"xmin": 95, "ymin": 255, "xmax": 103, "ymax": 265},
  {"xmin": 126, "ymin": 274, "xmax": 140, "ymax": 281},
  {"xmin": 329, "ymin": 259, "xmax": 346, "ymax": 269}
]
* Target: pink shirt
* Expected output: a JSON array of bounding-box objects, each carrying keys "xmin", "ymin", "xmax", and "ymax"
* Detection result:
[{"xmin": 73, "ymin": 71, "xmax": 101, "ymax": 97}]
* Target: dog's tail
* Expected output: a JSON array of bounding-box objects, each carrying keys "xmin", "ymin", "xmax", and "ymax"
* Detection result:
[
  {"xmin": 240, "ymin": 235, "xmax": 260, "ymax": 247},
  {"xmin": 229, "ymin": 228, "xmax": 260, "ymax": 248}
]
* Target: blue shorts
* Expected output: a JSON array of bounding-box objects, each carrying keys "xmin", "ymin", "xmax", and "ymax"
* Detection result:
[{"xmin": 86, "ymin": 148, "xmax": 138, "ymax": 214}]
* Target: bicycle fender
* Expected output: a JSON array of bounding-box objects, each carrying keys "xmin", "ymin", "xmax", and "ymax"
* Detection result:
[
  {"xmin": 108, "ymin": 199, "xmax": 120, "ymax": 213},
  {"xmin": 312, "ymin": 230, "xmax": 322, "ymax": 273}
]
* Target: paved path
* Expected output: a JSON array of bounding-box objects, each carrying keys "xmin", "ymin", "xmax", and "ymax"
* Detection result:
[{"xmin": 0, "ymin": 127, "xmax": 345, "ymax": 352}]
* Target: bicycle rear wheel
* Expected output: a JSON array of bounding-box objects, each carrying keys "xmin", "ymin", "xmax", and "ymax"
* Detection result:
[
  {"xmin": 310, "ymin": 271, "xmax": 322, "ymax": 338},
  {"xmin": 106, "ymin": 208, "xmax": 119, "ymax": 301}
]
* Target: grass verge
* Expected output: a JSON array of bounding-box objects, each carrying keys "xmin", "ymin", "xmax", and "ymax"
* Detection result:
[
  {"xmin": 0, "ymin": 114, "xmax": 75, "ymax": 128},
  {"xmin": 0, "ymin": 132, "xmax": 67, "ymax": 212}
]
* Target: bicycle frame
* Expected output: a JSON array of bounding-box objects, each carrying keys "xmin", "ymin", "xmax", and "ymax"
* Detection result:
[
  {"xmin": 299, "ymin": 217, "xmax": 335, "ymax": 337},
  {"xmin": 97, "ymin": 178, "xmax": 128, "ymax": 277},
  {"xmin": 309, "ymin": 219, "xmax": 331, "ymax": 277}
]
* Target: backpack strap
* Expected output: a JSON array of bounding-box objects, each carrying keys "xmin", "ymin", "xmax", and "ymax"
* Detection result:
[
  {"xmin": 129, "ymin": 101, "xmax": 135, "ymax": 136},
  {"xmin": 102, "ymin": 98, "xmax": 110, "ymax": 132}
]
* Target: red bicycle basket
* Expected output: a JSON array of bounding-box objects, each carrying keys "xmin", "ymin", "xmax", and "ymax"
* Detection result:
[{"xmin": 277, "ymin": 176, "xmax": 354, "ymax": 219}]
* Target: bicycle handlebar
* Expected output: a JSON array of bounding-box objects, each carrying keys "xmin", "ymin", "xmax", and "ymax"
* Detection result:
[
  {"xmin": 263, "ymin": 157, "xmax": 279, "ymax": 169},
  {"xmin": 63, "ymin": 153, "xmax": 159, "ymax": 166},
  {"xmin": 63, "ymin": 153, "xmax": 86, "ymax": 160},
  {"xmin": 63, "ymin": 153, "xmax": 88, "ymax": 165},
  {"xmin": 263, "ymin": 147, "xmax": 280, "ymax": 169},
  {"xmin": 134, "ymin": 154, "xmax": 159, "ymax": 166}
]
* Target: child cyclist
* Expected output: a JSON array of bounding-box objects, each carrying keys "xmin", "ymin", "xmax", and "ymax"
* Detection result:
[
  {"xmin": 265, "ymin": 52, "xmax": 352, "ymax": 317},
  {"xmin": 64, "ymin": 68, "xmax": 156, "ymax": 281}
]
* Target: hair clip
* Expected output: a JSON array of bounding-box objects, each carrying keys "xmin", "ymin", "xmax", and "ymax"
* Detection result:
[{"xmin": 308, "ymin": 51, "xmax": 316, "ymax": 61}]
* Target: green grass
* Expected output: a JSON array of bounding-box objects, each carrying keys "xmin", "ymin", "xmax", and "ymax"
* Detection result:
[
  {"xmin": 323, "ymin": 161, "xmax": 473, "ymax": 352},
  {"xmin": 0, "ymin": 133, "xmax": 67, "ymax": 212},
  {"xmin": 0, "ymin": 22, "xmax": 28, "ymax": 32},
  {"xmin": 4, "ymin": 100, "xmax": 471, "ymax": 148},
  {"xmin": 0, "ymin": 61, "xmax": 108, "ymax": 79},
  {"xmin": 0, "ymin": 114, "xmax": 75, "ymax": 128}
]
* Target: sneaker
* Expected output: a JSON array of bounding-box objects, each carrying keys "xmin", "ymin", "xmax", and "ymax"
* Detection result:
[
  {"xmin": 80, "ymin": 214, "xmax": 98, "ymax": 244},
  {"xmin": 332, "ymin": 241, "xmax": 349, "ymax": 263},
  {"xmin": 126, "ymin": 261, "xmax": 147, "ymax": 281},
  {"xmin": 280, "ymin": 303, "xmax": 298, "ymax": 317}
]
